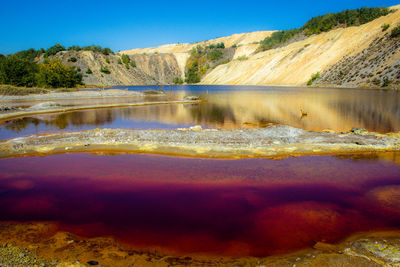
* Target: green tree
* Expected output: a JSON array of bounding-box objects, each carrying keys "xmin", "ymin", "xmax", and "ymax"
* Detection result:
[
  {"xmin": 381, "ymin": 23, "xmax": 390, "ymax": 31},
  {"xmin": 44, "ymin": 44, "xmax": 66, "ymax": 57},
  {"xmin": 100, "ymin": 66, "xmax": 111, "ymax": 74},
  {"xmin": 208, "ymin": 49, "xmax": 223, "ymax": 61},
  {"xmin": 121, "ymin": 54, "xmax": 130, "ymax": 64},
  {"xmin": 185, "ymin": 62, "xmax": 200, "ymax": 83},
  {"xmin": 173, "ymin": 77, "xmax": 184, "ymax": 84},
  {"xmin": 307, "ymin": 72, "xmax": 320, "ymax": 86},
  {"xmin": 0, "ymin": 55, "xmax": 37, "ymax": 87},
  {"xmin": 391, "ymin": 24, "xmax": 400, "ymax": 37},
  {"xmin": 259, "ymin": 7, "xmax": 392, "ymax": 51},
  {"xmin": 14, "ymin": 48, "xmax": 43, "ymax": 61},
  {"xmin": 36, "ymin": 58, "xmax": 82, "ymax": 88}
]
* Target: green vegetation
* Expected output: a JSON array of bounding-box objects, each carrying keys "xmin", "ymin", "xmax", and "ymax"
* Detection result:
[
  {"xmin": 100, "ymin": 66, "xmax": 111, "ymax": 74},
  {"xmin": 14, "ymin": 48, "xmax": 44, "ymax": 61},
  {"xmin": 86, "ymin": 68, "xmax": 93, "ymax": 74},
  {"xmin": 382, "ymin": 76, "xmax": 391, "ymax": 87},
  {"xmin": 105, "ymin": 57, "xmax": 110, "ymax": 64},
  {"xmin": 67, "ymin": 45, "xmax": 113, "ymax": 55},
  {"xmin": 185, "ymin": 43, "xmax": 230, "ymax": 83},
  {"xmin": 259, "ymin": 7, "xmax": 392, "ymax": 51},
  {"xmin": 44, "ymin": 44, "xmax": 66, "ymax": 57},
  {"xmin": 208, "ymin": 49, "xmax": 223, "ymax": 61},
  {"xmin": 381, "ymin": 23, "xmax": 390, "ymax": 31},
  {"xmin": 307, "ymin": 72, "xmax": 320, "ymax": 86},
  {"xmin": 206, "ymin": 42, "xmax": 225, "ymax": 49},
  {"xmin": 391, "ymin": 24, "xmax": 400, "ymax": 37},
  {"xmin": 68, "ymin": 57, "xmax": 77, "ymax": 62},
  {"xmin": 173, "ymin": 77, "xmax": 184, "ymax": 84},
  {"xmin": 236, "ymin": 55, "xmax": 249, "ymax": 61},
  {"xmin": 119, "ymin": 54, "xmax": 136, "ymax": 69},
  {"xmin": 0, "ymin": 55, "xmax": 37, "ymax": 87},
  {"xmin": 36, "ymin": 58, "xmax": 83, "ymax": 88},
  {"xmin": 185, "ymin": 62, "xmax": 201, "ymax": 83},
  {"xmin": 0, "ymin": 49, "xmax": 82, "ymax": 88}
]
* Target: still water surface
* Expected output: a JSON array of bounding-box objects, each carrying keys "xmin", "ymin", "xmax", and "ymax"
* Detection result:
[
  {"xmin": 0, "ymin": 152, "xmax": 400, "ymax": 256},
  {"xmin": 1, "ymin": 85, "xmax": 399, "ymax": 140}
]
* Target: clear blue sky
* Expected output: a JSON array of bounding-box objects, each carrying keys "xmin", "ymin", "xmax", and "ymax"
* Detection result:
[{"xmin": 0, "ymin": 0, "xmax": 398, "ymax": 55}]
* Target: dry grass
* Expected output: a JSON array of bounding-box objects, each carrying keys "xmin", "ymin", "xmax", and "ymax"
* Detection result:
[
  {"xmin": 0, "ymin": 84, "xmax": 84, "ymax": 96},
  {"xmin": 0, "ymin": 85, "xmax": 50, "ymax": 96}
]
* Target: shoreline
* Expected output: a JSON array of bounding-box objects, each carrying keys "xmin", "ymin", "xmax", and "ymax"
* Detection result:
[
  {"xmin": 0, "ymin": 99, "xmax": 202, "ymax": 121},
  {"xmin": 1, "ymin": 125, "xmax": 399, "ymax": 159},
  {"xmin": 0, "ymin": 221, "xmax": 399, "ymax": 266}
]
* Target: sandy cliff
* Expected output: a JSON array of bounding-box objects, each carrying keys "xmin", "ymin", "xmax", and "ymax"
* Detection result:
[
  {"xmin": 120, "ymin": 6, "xmax": 400, "ymax": 88},
  {"xmin": 200, "ymin": 6, "xmax": 400, "ymax": 86},
  {"xmin": 54, "ymin": 5, "xmax": 400, "ymax": 87}
]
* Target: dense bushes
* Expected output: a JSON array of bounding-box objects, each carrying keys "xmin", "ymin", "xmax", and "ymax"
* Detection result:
[
  {"xmin": 0, "ymin": 55, "xmax": 82, "ymax": 88},
  {"xmin": 185, "ymin": 62, "xmax": 201, "ymax": 83},
  {"xmin": 0, "ymin": 55, "xmax": 37, "ymax": 87},
  {"xmin": 307, "ymin": 72, "xmax": 320, "ymax": 86},
  {"xmin": 14, "ymin": 48, "xmax": 44, "ymax": 61},
  {"xmin": 36, "ymin": 58, "xmax": 82, "ymax": 88},
  {"xmin": 259, "ymin": 7, "xmax": 392, "ymax": 51},
  {"xmin": 259, "ymin": 29, "xmax": 301, "ymax": 51},
  {"xmin": 120, "ymin": 54, "xmax": 136, "ymax": 69},
  {"xmin": 206, "ymin": 42, "xmax": 225, "ymax": 49},
  {"xmin": 67, "ymin": 45, "xmax": 113, "ymax": 55},
  {"xmin": 44, "ymin": 44, "xmax": 66, "ymax": 57},
  {"xmin": 100, "ymin": 66, "xmax": 111, "ymax": 74},
  {"xmin": 381, "ymin": 23, "xmax": 390, "ymax": 31},
  {"xmin": 391, "ymin": 24, "xmax": 400, "ymax": 37},
  {"xmin": 208, "ymin": 49, "xmax": 223, "ymax": 61},
  {"xmin": 173, "ymin": 77, "xmax": 184, "ymax": 84},
  {"xmin": 185, "ymin": 43, "xmax": 228, "ymax": 83}
]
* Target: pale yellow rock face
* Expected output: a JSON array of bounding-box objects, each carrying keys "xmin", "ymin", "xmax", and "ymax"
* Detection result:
[
  {"xmin": 121, "ymin": 31, "xmax": 274, "ymax": 75},
  {"xmin": 122, "ymin": 6, "xmax": 400, "ymax": 87},
  {"xmin": 201, "ymin": 6, "xmax": 400, "ymax": 86}
]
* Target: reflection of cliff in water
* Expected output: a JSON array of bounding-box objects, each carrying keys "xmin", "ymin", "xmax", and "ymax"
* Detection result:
[
  {"xmin": 4, "ymin": 110, "xmax": 115, "ymax": 132},
  {"xmin": 1, "ymin": 88, "xmax": 400, "ymax": 138}
]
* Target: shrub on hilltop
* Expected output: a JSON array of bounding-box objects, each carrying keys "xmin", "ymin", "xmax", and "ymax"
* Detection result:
[{"xmin": 259, "ymin": 7, "xmax": 393, "ymax": 51}]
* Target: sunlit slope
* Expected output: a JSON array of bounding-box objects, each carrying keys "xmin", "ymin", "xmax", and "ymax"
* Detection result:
[
  {"xmin": 122, "ymin": 31, "xmax": 273, "ymax": 76},
  {"xmin": 201, "ymin": 6, "xmax": 400, "ymax": 86}
]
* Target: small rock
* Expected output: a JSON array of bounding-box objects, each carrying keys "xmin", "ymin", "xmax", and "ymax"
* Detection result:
[
  {"xmin": 87, "ymin": 260, "xmax": 99, "ymax": 265},
  {"xmin": 189, "ymin": 125, "xmax": 202, "ymax": 131}
]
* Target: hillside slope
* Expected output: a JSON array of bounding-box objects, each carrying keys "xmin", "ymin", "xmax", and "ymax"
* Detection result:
[
  {"xmin": 51, "ymin": 50, "xmax": 182, "ymax": 86},
  {"xmin": 200, "ymin": 5, "xmax": 400, "ymax": 87},
  {"xmin": 122, "ymin": 31, "xmax": 274, "ymax": 77}
]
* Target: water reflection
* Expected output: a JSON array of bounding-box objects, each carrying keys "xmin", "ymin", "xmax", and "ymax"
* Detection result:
[
  {"xmin": 0, "ymin": 153, "xmax": 400, "ymax": 256},
  {"xmin": 1, "ymin": 86, "xmax": 399, "ymax": 140}
]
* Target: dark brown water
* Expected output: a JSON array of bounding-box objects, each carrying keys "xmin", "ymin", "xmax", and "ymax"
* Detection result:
[
  {"xmin": 1, "ymin": 153, "xmax": 400, "ymax": 256},
  {"xmin": 1, "ymin": 85, "xmax": 399, "ymax": 140}
]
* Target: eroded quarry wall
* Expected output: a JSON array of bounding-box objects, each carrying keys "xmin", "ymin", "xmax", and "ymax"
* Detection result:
[
  {"xmin": 53, "ymin": 6, "xmax": 400, "ymax": 87},
  {"xmin": 121, "ymin": 6, "xmax": 400, "ymax": 88},
  {"xmin": 54, "ymin": 51, "xmax": 159, "ymax": 86},
  {"xmin": 130, "ymin": 53, "xmax": 182, "ymax": 84},
  {"xmin": 200, "ymin": 6, "xmax": 400, "ymax": 87}
]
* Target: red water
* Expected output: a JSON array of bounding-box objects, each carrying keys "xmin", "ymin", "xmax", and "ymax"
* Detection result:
[{"xmin": 0, "ymin": 153, "xmax": 400, "ymax": 256}]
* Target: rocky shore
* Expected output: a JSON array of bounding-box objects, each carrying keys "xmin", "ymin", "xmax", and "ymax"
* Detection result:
[
  {"xmin": 0, "ymin": 125, "xmax": 399, "ymax": 159},
  {"xmin": 0, "ymin": 222, "xmax": 399, "ymax": 267}
]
